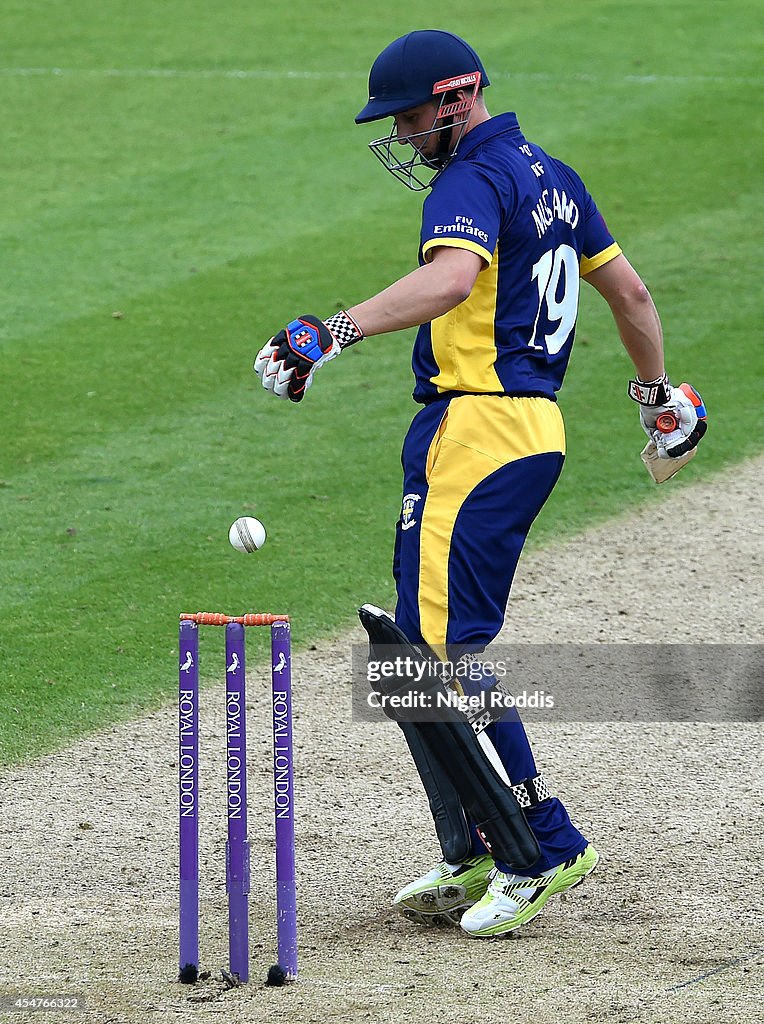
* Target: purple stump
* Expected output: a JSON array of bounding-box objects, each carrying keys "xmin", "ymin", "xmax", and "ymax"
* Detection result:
[
  {"xmin": 178, "ymin": 619, "xmax": 200, "ymax": 982},
  {"xmin": 270, "ymin": 620, "xmax": 297, "ymax": 979},
  {"xmin": 225, "ymin": 622, "xmax": 250, "ymax": 982}
]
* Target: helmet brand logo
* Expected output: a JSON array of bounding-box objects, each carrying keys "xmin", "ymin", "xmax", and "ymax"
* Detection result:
[{"xmin": 433, "ymin": 71, "xmax": 480, "ymax": 94}]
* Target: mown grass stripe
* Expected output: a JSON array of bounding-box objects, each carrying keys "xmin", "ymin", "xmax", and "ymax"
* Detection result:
[{"xmin": 1, "ymin": 66, "xmax": 761, "ymax": 85}]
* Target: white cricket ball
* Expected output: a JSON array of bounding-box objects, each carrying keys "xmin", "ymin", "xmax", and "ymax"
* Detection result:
[{"xmin": 228, "ymin": 516, "xmax": 267, "ymax": 553}]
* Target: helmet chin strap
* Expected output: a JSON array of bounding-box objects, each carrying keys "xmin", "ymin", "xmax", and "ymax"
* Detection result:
[
  {"xmin": 430, "ymin": 116, "xmax": 455, "ymax": 168},
  {"xmin": 421, "ymin": 91, "xmax": 458, "ymax": 169}
]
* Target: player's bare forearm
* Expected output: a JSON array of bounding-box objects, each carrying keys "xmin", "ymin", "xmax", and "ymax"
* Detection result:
[
  {"xmin": 348, "ymin": 247, "xmax": 484, "ymax": 338},
  {"xmin": 584, "ymin": 254, "xmax": 664, "ymax": 380}
]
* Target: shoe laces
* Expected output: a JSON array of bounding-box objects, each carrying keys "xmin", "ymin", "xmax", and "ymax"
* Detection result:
[{"xmin": 489, "ymin": 867, "xmax": 549, "ymax": 897}]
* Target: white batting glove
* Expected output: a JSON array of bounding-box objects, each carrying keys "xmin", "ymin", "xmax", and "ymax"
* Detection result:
[
  {"xmin": 254, "ymin": 311, "xmax": 362, "ymax": 403},
  {"xmin": 629, "ymin": 376, "xmax": 708, "ymax": 459}
]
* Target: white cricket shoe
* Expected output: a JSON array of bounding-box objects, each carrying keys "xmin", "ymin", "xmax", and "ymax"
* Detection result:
[
  {"xmin": 393, "ymin": 855, "xmax": 494, "ymax": 926},
  {"xmin": 460, "ymin": 844, "xmax": 600, "ymax": 937}
]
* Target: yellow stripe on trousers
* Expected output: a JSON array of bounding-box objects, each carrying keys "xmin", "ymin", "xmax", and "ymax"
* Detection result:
[{"xmin": 419, "ymin": 395, "xmax": 566, "ymax": 655}]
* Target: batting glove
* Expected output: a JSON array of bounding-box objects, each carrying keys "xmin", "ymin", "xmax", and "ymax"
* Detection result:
[
  {"xmin": 254, "ymin": 311, "xmax": 363, "ymax": 403},
  {"xmin": 628, "ymin": 374, "xmax": 708, "ymax": 459}
]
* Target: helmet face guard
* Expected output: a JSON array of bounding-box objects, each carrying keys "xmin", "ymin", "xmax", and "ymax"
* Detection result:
[{"xmin": 367, "ymin": 72, "xmax": 482, "ymax": 191}]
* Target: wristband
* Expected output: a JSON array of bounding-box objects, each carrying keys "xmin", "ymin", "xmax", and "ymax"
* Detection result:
[
  {"xmin": 325, "ymin": 310, "xmax": 364, "ymax": 349},
  {"xmin": 627, "ymin": 373, "xmax": 671, "ymax": 406}
]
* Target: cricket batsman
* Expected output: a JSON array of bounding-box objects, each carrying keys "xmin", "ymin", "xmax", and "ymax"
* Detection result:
[{"xmin": 254, "ymin": 30, "xmax": 707, "ymax": 937}]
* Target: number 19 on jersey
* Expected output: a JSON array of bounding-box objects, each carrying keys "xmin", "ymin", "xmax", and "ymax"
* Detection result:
[{"xmin": 528, "ymin": 244, "xmax": 580, "ymax": 356}]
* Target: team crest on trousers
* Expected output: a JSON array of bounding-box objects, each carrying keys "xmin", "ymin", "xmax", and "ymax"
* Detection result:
[{"xmin": 401, "ymin": 492, "xmax": 421, "ymax": 531}]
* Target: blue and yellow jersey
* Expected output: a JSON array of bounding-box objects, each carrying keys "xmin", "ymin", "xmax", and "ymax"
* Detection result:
[{"xmin": 413, "ymin": 113, "xmax": 621, "ymax": 403}]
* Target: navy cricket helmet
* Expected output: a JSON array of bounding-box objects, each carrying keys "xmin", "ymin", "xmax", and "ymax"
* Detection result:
[
  {"xmin": 355, "ymin": 30, "xmax": 491, "ymax": 191},
  {"xmin": 355, "ymin": 30, "xmax": 490, "ymax": 124}
]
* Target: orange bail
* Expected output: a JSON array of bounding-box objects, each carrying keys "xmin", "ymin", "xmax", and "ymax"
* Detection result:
[{"xmin": 179, "ymin": 612, "xmax": 290, "ymax": 626}]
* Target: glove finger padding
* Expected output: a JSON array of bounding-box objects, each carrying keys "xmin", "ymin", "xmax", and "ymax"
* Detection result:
[
  {"xmin": 654, "ymin": 383, "xmax": 708, "ymax": 458},
  {"xmin": 254, "ymin": 334, "xmax": 293, "ymax": 401},
  {"xmin": 656, "ymin": 415, "xmax": 707, "ymax": 458},
  {"xmin": 254, "ymin": 337, "xmax": 275, "ymax": 376}
]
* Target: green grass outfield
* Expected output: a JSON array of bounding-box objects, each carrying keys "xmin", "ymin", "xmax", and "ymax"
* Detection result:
[{"xmin": 1, "ymin": 0, "xmax": 761, "ymax": 766}]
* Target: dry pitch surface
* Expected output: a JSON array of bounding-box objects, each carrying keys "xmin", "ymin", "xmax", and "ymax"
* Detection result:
[{"xmin": 1, "ymin": 458, "xmax": 762, "ymax": 1024}]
